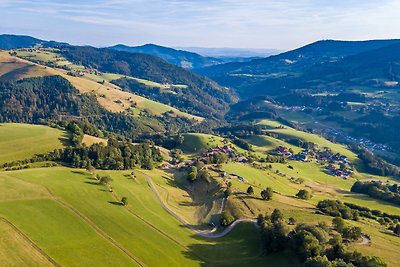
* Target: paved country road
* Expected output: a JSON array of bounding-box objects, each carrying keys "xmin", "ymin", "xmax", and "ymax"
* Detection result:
[{"xmin": 136, "ymin": 170, "xmax": 258, "ymax": 239}]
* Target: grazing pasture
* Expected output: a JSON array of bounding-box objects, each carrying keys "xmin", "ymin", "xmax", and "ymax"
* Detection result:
[{"xmin": 0, "ymin": 123, "xmax": 68, "ymax": 164}]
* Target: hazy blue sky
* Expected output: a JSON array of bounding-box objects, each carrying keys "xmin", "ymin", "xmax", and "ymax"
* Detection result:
[{"xmin": 1, "ymin": 0, "xmax": 399, "ymax": 50}]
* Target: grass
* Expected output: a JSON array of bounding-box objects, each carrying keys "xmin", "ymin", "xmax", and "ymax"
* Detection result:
[
  {"xmin": 0, "ymin": 123, "xmax": 68, "ymax": 164},
  {"xmin": 143, "ymin": 168, "xmax": 225, "ymax": 228},
  {"xmin": 0, "ymin": 218, "xmax": 53, "ymax": 267},
  {"xmin": 212, "ymin": 162, "xmax": 400, "ymax": 266},
  {"xmin": 181, "ymin": 133, "xmax": 226, "ymax": 153},
  {"xmin": 0, "ymin": 159, "xmax": 399, "ymax": 265},
  {"xmin": 15, "ymin": 49, "xmax": 84, "ymax": 71},
  {"xmin": 0, "ymin": 167, "xmax": 297, "ymax": 266},
  {"xmin": 82, "ymin": 134, "xmax": 107, "ymax": 146},
  {"xmin": 86, "ymin": 72, "xmax": 188, "ymax": 90}
]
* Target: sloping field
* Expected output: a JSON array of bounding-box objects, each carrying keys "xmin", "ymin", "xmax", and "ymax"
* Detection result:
[
  {"xmin": 82, "ymin": 134, "xmax": 107, "ymax": 146},
  {"xmin": 181, "ymin": 133, "xmax": 226, "ymax": 152},
  {"xmin": 0, "ymin": 166, "xmax": 300, "ymax": 267},
  {"xmin": 0, "ymin": 52, "xmax": 52, "ymax": 81},
  {"xmin": 0, "ymin": 218, "xmax": 53, "ymax": 267},
  {"xmin": 0, "ymin": 51, "xmax": 203, "ymax": 121},
  {"xmin": 0, "ymin": 123, "xmax": 68, "ymax": 164}
]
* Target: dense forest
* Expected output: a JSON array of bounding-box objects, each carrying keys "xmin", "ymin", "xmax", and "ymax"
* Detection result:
[
  {"xmin": 45, "ymin": 139, "xmax": 163, "ymax": 170},
  {"xmin": 0, "ymin": 75, "xmax": 197, "ymax": 140}
]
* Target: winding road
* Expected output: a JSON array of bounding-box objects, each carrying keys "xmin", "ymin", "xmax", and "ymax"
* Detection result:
[
  {"xmin": 354, "ymin": 234, "xmax": 371, "ymax": 246},
  {"xmin": 136, "ymin": 170, "xmax": 258, "ymax": 238}
]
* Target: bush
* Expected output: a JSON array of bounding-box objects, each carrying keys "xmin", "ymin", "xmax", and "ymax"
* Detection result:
[
  {"xmin": 261, "ymin": 187, "xmax": 273, "ymax": 200},
  {"xmin": 121, "ymin": 197, "xmax": 128, "ymax": 206},
  {"xmin": 220, "ymin": 211, "xmax": 235, "ymax": 226},
  {"xmin": 297, "ymin": 189, "xmax": 312, "ymax": 200}
]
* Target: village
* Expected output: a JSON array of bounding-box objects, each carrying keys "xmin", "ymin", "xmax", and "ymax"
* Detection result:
[
  {"xmin": 160, "ymin": 141, "xmax": 353, "ymax": 180},
  {"xmin": 273, "ymin": 145, "xmax": 353, "ymax": 179}
]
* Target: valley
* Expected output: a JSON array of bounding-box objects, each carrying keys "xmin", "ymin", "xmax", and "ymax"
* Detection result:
[{"xmin": 1, "ymin": 34, "xmax": 400, "ymax": 267}]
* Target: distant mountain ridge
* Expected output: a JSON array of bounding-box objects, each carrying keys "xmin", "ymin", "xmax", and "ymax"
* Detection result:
[
  {"xmin": 0, "ymin": 34, "xmax": 68, "ymax": 49},
  {"xmin": 197, "ymin": 39, "xmax": 400, "ymax": 97},
  {"xmin": 176, "ymin": 47, "xmax": 280, "ymax": 58},
  {"xmin": 110, "ymin": 43, "xmax": 223, "ymax": 69}
]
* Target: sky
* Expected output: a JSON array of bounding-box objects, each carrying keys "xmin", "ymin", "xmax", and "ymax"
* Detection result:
[{"xmin": 1, "ymin": 0, "xmax": 400, "ymax": 50}]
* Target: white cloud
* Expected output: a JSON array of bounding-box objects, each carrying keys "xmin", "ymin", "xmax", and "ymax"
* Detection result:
[{"xmin": 2, "ymin": 0, "xmax": 400, "ymax": 49}]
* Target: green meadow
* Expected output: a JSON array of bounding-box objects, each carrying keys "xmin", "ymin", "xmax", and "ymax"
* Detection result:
[{"xmin": 0, "ymin": 123, "xmax": 68, "ymax": 164}]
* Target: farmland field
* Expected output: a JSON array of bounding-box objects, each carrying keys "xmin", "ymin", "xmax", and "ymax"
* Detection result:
[{"xmin": 0, "ymin": 123, "xmax": 68, "ymax": 164}]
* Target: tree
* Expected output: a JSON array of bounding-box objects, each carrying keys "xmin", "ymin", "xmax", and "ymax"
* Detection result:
[
  {"xmin": 257, "ymin": 214, "xmax": 265, "ymax": 226},
  {"xmin": 187, "ymin": 166, "xmax": 198, "ymax": 182},
  {"xmin": 247, "ymin": 186, "xmax": 254, "ymax": 195},
  {"xmin": 296, "ymin": 189, "xmax": 312, "ymax": 200},
  {"xmin": 121, "ymin": 197, "xmax": 128, "ymax": 206},
  {"xmin": 224, "ymin": 188, "xmax": 232, "ymax": 198},
  {"xmin": 271, "ymin": 209, "xmax": 284, "ymax": 223},
  {"xmin": 288, "ymin": 217, "xmax": 297, "ymax": 225},
  {"xmin": 261, "ymin": 187, "xmax": 273, "ymax": 200},
  {"xmin": 332, "ymin": 217, "xmax": 346, "ymax": 233},
  {"xmin": 220, "ymin": 211, "xmax": 235, "ymax": 226},
  {"xmin": 304, "ymin": 256, "xmax": 332, "ymax": 267},
  {"xmin": 394, "ymin": 224, "xmax": 400, "ymax": 235},
  {"xmin": 199, "ymin": 169, "xmax": 211, "ymax": 183},
  {"xmin": 292, "ymin": 230, "xmax": 323, "ymax": 261},
  {"xmin": 261, "ymin": 220, "xmax": 288, "ymax": 252},
  {"xmin": 99, "ymin": 175, "xmax": 113, "ymax": 185},
  {"xmin": 342, "ymin": 226, "xmax": 362, "ymax": 241},
  {"xmin": 86, "ymin": 165, "xmax": 95, "ymax": 175}
]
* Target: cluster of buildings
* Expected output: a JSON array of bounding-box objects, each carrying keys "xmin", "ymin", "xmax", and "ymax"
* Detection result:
[
  {"xmin": 325, "ymin": 164, "xmax": 352, "ymax": 179},
  {"xmin": 274, "ymin": 146, "xmax": 309, "ymax": 162},
  {"xmin": 197, "ymin": 145, "xmax": 249, "ymax": 164},
  {"xmin": 273, "ymin": 145, "xmax": 353, "ymax": 179}
]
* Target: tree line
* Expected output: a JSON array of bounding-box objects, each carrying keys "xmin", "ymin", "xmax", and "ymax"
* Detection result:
[
  {"xmin": 351, "ymin": 180, "xmax": 400, "ymax": 206},
  {"xmin": 43, "ymin": 139, "xmax": 162, "ymax": 170}
]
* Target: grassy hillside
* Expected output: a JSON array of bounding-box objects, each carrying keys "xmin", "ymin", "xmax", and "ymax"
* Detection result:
[
  {"xmin": 213, "ymin": 162, "xmax": 400, "ymax": 266},
  {"xmin": 180, "ymin": 133, "xmax": 226, "ymax": 152},
  {"xmin": 82, "ymin": 134, "xmax": 107, "ymax": 146},
  {"xmin": 0, "ymin": 166, "xmax": 300, "ymax": 267},
  {"xmin": 0, "ymin": 123, "xmax": 68, "ymax": 164},
  {"xmin": 0, "ymin": 51, "xmax": 203, "ymax": 122},
  {"xmin": 0, "ymin": 219, "xmax": 53, "ymax": 266}
]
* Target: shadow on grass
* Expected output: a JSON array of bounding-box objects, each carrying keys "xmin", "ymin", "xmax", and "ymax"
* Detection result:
[
  {"xmin": 59, "ymin": 132, "xmax": 72, "ymax": 147},
  {"xmin": 84, "ymin": 181, "xmax": 100, "ymax": 186},
  {"xmin": 179, "ymin": 221, "xmax": 302, "ymax": 267},
  {"xmin": 236, "ymin": 192, "xmax": 262, "ymax": 200},
  {"xmin": 108, "ymin": 201, "xmax": 123, "ymax": 206},
  {"xmin": 72, "ymin": 170, "xmax": 87, "ymax": 175}
]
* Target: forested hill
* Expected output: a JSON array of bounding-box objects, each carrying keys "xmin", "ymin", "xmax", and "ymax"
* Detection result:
[
  {"xmin": 110, "ymin": 44, "xmax": 222, "ymax": 69},
  {"xmin": 198, "ymin": 39, "xmax": 400, "ymax": 77},
  {"xmin": 0, "ymin": 75, "xmax": 196, "ymax": 140},
  {"xmin": 60, "ymin": 45, "xmax": 237, "ymax": 118},
  {"xmin": 196, "ymin": 39, "xmax": 400, "ymax": 97},
  {"xmin": 0, "ymin": 34, "xmax": 44, "ymax": 49},
  {"xmin": 0, "ymin": 34, "xmax": 68, "ymax": 49}
]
